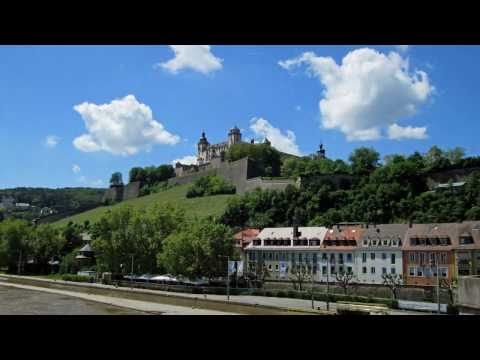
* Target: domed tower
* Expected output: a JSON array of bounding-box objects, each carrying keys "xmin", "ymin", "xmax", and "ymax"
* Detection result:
[
  {"xmin": 228, "ymin": 126, "xmax": 242, "ymax": 146},
  {"xmin": 197, "ymin": 131, "xmax": 210, "ymax": 165}
]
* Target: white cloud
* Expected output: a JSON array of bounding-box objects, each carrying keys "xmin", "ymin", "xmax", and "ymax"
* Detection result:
[
  {"xmin": 395, "ymin": 45, "xmax": 409, "ymax": 53},
  {"xmin": 72, "ymin": 164, "xmax": 81, "ymax": 173},
  {"xmin": 73, "ymin": 95, "xmax": 180, "ymax": 156},
  {"xmin": 279, "ymin": 48, "xmax": 433, "ymax": 141},
  {"xmin": 77, "ymin": 175, "xmax": 103, "ymax": 187},
  {"xmin": 250, "ymin": 117, "xmax": 302, "ymax": 156},
  {"xmin": 44, "ymin": 135, "xmax": 59, "ymax": 148},
  {"xmin": 157, "ymin": 45, "xmax": 223, "ymax": 75},
  {"xmin": 387, "ymin": 123, "xmax": 428, "ymax": 140},
  {"xmin": 172, "ymin": 155, "xmax": 198, "ymax": 165}
]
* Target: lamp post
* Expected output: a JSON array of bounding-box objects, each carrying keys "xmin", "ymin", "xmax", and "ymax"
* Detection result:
[
  {"xmin": 130, "ymin": 254, "xmax": 134, "ymax": 289},
  {"xmin": 218, "ymin": 255, "xmax": 230, "ymax": 301},
  {"xmin": 436, "ymin": 253, "xmax": 440, "ymax": 314},
  {"xmin": 326, "ymin": 252, "xmax": 330, "ymax": 311},
  {"xmin": 311, "ymin": 263, "xmax": 315, "ymax": 310}
]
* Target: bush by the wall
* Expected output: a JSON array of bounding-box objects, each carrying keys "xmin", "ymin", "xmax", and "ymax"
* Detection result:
[{"xmin": 61, "ymin": 274, "xmax": 90, "ymax": 283}]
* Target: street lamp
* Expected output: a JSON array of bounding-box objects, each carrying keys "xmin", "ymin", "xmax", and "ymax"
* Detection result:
[{"xmin": 218, "ymin": 255, "xmax": 230, "ymax": 301}]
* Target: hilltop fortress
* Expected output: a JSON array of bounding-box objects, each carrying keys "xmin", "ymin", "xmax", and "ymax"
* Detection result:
[{"xmin": 169, "ymin": 127, "xmax": 298, "ymax": 194}]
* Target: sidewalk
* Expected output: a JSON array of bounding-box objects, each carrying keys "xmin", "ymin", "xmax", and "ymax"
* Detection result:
[{"xmin": 0, "ymin": 275, "xmax": 426, "ymax": 315}]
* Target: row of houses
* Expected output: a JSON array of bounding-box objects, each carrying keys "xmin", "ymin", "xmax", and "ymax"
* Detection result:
[{"xmin": 234, "ymin": 222, "xmax": 480, "ymax": 287}]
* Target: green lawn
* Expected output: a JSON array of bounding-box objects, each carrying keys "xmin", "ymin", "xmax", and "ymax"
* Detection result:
[{"xmin": 53, "ymin": 183, "xmax": 236, "ymax": 228}]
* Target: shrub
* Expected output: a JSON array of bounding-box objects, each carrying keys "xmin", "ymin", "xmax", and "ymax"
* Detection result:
[
  {"xmin": 186, "ymin": 176, "xmax": 236, "ymax": 198},
  {"xmin": 61, "ymin": 274, "xmax": 90, "ymax": 283}
]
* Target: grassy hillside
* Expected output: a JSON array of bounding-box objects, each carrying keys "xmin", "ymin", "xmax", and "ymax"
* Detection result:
[{"xmin": 53, "ymin": 183, "xmax": 235, "ymax": 228}]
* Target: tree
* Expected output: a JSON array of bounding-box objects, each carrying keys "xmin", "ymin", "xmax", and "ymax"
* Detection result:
[
  {"xmin": 349, "ymin": 147, "xmax": 380, "ymax": 176},
  {"xmin": 0, "ymin": 219, "xmax": 31, "ymax": 274},
  {"xmin": 30, "ymin": 224, "xmax": 66, "ymax": 274},
  {"xmin": 110, "ymin": 172, "xmax": 123, "ymax": 187},
  {"xmin": 382, "ymin": 273, "xmax": 403, "ymax": 299},
  {"xmin": 290, "ymin": 263, "xmax": 312, "ymax": 291},
  {"xmin": 91, "ymin": 204, "xmax": 185, "ymax": 274},
  {"xmin": 158, "ymin": 219, "xmax": 233, "ymax": 280},
  {"xmin": 440, "ymin": 278, "xmax": 458, "ymax": 305},
  {"xmin": 335, "ymin": 270, "xmax": 356, "ymax": 295},
  {"xmin": 445, "ymin": 147, "xmax": 465, "ymax": 165}
]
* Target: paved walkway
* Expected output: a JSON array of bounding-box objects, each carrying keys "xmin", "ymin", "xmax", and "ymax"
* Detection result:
[
  {"xmin": 0, "ymin": 282, "xmax": 237, "ymax": 315},
  {"xmin": 0, "ymin": 275, "xmax": 428, "ymax": 315}
]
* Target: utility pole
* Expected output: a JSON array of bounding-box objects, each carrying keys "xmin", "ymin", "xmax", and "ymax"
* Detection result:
[
  {"xmin": 436, "ymin": 253, "xmax": 441, "ymax": 314},
  {"xmin": 227, "ymin": 255, "xmax": 230, "ymax": 301},
  {"xmin": 131, "ymin": 254, "xmax": 134, "ymax": 289},
  {"xmin": 17, "ymin": 249, "xmax": 22, "ymax": 275},
  {"xmin": 326, "ymin": 253, "xmax": 330, "ymax": 311},
  {"xmin": 311, "ymin": 264, "xmax": 315, "ymax": 310}
]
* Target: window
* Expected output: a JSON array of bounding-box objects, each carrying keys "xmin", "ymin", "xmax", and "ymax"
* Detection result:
[
  {"xmin": 371, "ymin": 253, "xmax": 375, "ymax": 260},
  {"xmin": 409, "ymin": 267, "xmax": 415, "ymax": 276},
  {"xmin": 363, "ymin": 240, "xmax": 368, "ymax": 246},
  {"xmin": 382, "ymin": 267, "xmax": 387, "ymax": 274},
  {"xmin": 322, "ymin": 253, "xmax": 327, "ymax": 261},
  {"xmin": 424, "ymin": 268, "xmax": 432, "ymax": 277},
  {"xmin": 382, "ymin": 253, "xmax": 387, "ymax": 260},
  {"xmin": 409, "ymin": 253, "xmax": 415, "ymax": 262},
  {"xmin": 371, "ymin": 267, "xmax": 376, "ymax": 274},
  {"xmin": 420, "ymin": 253, "xmax": 426, "ymax": 264},
  {"xmin": 269, "ymin": 253, "xmax": 273, "ymax": 260},
  {"xmin": 417, "ymin": 267, "xmax": 423, "ymax": 277},
  {"xmin": 346, "ymin": 253, "xmax": 352, "ymax": 263},
  {"xmin": 275, "ymin": 264, "xmax": 279, "ymax": 271},
  {"xmin": 262, "ymin": 253, "xmax": 266, "ymax": 260},
  {"xmin": 391, "ymin": 267, "xmax": 396, "ymax": 274},
  {"xmin": 391, "ymin": 253, "xmax": 396, "ymax": 264},
  {"xmin": 347, "ymin": 266, "xmax": 352, "ymax": 274},
  {"xmin": 275, "ymin": 253, "xmax": 279, "ymax": 261},
  {"xmin": 362, "ymin": 266, "xmax": 367, "ymax": 274},
  {"xmin": 460, "ymin": 235, "xmax": 474, "ymax": 245},
  {"xmin": 330, "ymin": 254, "xmax": 335, "ymax": 263},
  {"xmin": 440, "ymin": 268, "xmax": 448, "ymax": 278},
  {"xmin": 339, "ymin": 266, "xmax": 344, "ymax": 274},
  {"xmin": 322, "ymin": 266, "xmax": 327, "ymax": 275},
  {"xmin": 268, "ymin": 264, "xmax": 272, "ymax": 270},
  {"xmin": 338, "ymin": 253, "xmax": 344, "ymax": 264},
  {"xmin": 313, "ymin": 266, "xmax": 317, "ymax": 274},
  {"xmin": 440, "ymin": 252, "xmax": 447, "ymax": 264},
  {"xmin": 362, "ymin": 253, "xmax": 367, "ymax": 263},
  {"xmin": 313, "ymin": 253, "xmax": 317, "ymax": 263},
  {"xmin": 331, "ymin": 266, "xmax": 336, "ymax": 274}
]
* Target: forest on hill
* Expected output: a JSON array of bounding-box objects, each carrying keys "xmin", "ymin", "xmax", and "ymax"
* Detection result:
[
  {"xmin": 220, "ymin": 146, "xmax": 480, "ymax": 228},
  {"xmin": 0, "ymin": 187, "xmax": 105, "ymax": 222}
]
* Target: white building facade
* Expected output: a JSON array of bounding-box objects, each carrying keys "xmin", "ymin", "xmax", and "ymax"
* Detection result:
[{"xmin": 355, "ymin": 224, "xmax": 407, "ymax": 284}]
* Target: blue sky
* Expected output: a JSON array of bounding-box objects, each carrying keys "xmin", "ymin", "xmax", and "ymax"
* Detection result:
[{"xmin": 0, "ymin": 45, "xmax": 479, "ymax": 189}]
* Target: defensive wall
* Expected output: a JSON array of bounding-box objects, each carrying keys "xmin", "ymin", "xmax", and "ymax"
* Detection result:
[{"xmin": 102, "ymin": 181, "xmax": 141, "ymax": 204}]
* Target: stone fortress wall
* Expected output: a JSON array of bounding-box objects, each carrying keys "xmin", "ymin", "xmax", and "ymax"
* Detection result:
[{"xmin": 102, "ymin": 181, "xmax": 141, "ymax": 204}]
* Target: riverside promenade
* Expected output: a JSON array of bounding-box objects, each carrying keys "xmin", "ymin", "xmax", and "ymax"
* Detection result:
[{"xmin": 0, "ymin": 274, "xmax": 424, "ymax": 315}]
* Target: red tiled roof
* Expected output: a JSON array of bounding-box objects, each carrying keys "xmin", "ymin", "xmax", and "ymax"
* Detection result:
[{"xmin": 234, "ymin": 228, "xmax": 260, "ymax": 241}]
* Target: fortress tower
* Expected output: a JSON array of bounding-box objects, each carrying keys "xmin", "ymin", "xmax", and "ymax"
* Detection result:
[{"xmin": 228, "ymin": 126, "xmax": 242, "ymax": 146}]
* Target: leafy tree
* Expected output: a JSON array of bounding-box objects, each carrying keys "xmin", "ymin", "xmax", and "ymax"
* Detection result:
[
  {"xmin": 445, "ymin": 147, "xmax": 465, "ymax": 165},
  {"xmin": 186, "ymin": 176, "xmax": 236, "ymax": 198},
  {"xmin": 349, "ymin": 147, "xmax": 380, "ymax": 176},
  {"xmin": 158, "ymin": 219, "xmax": 233, "ymax": 280},
  {"xmin": 30, "ymin": 224, "xmax": 66, "ymax": 274},
  {"xmin": 0, "ymin": 219, "xmax": 31, "ymax": 274},
  {"xmin": 110, "ymin": 172, "xmax": 124, "ymax": 186},
  {"xmin": 91, "ymin": 204, "xmax": 185, "ymax": 274}
]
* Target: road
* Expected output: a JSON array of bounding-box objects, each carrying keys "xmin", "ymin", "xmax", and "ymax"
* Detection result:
[{"xmin": 0, "ymin": 283, "xmax": 237, "ymax": 315}]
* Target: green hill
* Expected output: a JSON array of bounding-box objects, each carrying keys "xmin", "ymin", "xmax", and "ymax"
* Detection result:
[{"xmin": 53, "ymin": 183, "xmax": 235, "ymax": 228}]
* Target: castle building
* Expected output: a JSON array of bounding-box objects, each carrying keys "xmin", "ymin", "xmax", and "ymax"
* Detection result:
[{"xmin": 197, "ymin": 126, "xmax": 245, "ymax": 165}]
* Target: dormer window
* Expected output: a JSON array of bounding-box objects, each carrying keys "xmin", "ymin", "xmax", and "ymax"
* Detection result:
[
  {"xmin": 383, "ymin": 239, "xmax": 388, "ymax": 246},
  {"xmin": 460, "ymin": 234, "xmax": 474, "ymax": 245}
]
